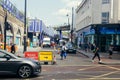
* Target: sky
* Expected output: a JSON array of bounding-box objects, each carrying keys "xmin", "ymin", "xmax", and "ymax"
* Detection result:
[{"xmin": 10, "ymin": 0, "xmax": 82, "ymax": 27}]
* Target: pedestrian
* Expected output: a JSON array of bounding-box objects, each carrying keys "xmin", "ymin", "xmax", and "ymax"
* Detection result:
[
  {"xmin": 60, "ymin": 42, "xmax": 67, "ymax": 60},
  {"xmin": 108, "ymin": 45, "xmax": 113, "ymax": 59},
  {"xmin": 52, "ymin": 55, "xmax": 57, "ymax": 65},
  {"xmin": 11, "ymin": 44, "xmax": 16, "ymax": 54},
  {"xmin": 91, "ymin": 44, "xmax": 94, "ymax": 51},
  {"xmin": 92, "ymin": 46, "xmax": 102, "ymax": 63}
]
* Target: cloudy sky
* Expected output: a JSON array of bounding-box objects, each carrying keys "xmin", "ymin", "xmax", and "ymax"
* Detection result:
[{"xmin": 10, "ymin": 0, "xmax": 82, "ymax": 26}]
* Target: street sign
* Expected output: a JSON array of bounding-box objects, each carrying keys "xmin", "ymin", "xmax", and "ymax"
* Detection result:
[
  {"xmin": 39, "ymin": 51, "xmax": 53, "ymax": 62},
  {"xmin": 57, "ymin": 25, "xmax": 70, "ymax": 31},
  {"xmin": 24, "ymin": 52, "xmax": 39, "ymax": 60}
]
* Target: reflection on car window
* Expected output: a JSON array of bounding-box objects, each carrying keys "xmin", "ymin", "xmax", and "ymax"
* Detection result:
[
  {"xmin": 0, "ymin": 51, "xmax": 8, "ymax": 61},
  {"xmin": 0, "ymin": 51, "xmax": 11, "ymax": 59},
  {"xmin": 0, "ymin": 51, "xmax": 6, "ymax": 58}
]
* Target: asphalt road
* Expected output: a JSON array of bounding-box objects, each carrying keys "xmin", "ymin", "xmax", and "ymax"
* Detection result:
[{"xmin": 0, "ymin": 47, "xmax": 120, "ymax": 80}]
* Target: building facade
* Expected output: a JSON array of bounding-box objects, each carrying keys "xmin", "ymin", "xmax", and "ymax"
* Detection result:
[
  {"xmin": 76, "ymin": 0, "xmax": 120, "ymax": 52},
  {"xmin": 28, "ymin": 18, "xmax": 56, "ymax": 47},
  {"xmin": 0, "ymin": 0, "xmax": 24, "ymax": 49}
]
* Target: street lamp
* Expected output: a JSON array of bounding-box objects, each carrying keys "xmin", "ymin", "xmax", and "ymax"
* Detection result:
[
  {"xmin": 71, "ymin": 7, "xmax": 74, "ymax": 44},
  {"xmin": 66, "ymin": 14, "xmax": 69, "ymax": 25},
  {"xmin": 23, "ymin": 0, "xmax": 27, "ymax": 52},
  {"xmin": 4, "ymin": 10, "xmax": 7, "ymax": 50}
]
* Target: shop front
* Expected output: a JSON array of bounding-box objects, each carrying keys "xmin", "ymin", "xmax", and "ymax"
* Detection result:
[{"xmin": 77, "ymin": 24, "xmax": 120, "ymax": 52}]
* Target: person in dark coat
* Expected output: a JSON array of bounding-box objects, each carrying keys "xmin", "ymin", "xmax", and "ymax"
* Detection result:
[
  {"xmin": 108, "ymin": 45, "xmax": 113, "ymax": 59},
  {"xmin": 11, "ymin": 44, "xmax": 16, "ymax": 54},
  {"xmin": 92, "ymin": 46, "xmax": 102, "ymax": 63}
]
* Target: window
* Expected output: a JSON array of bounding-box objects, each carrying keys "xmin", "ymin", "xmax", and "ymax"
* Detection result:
[
  {"xmin": 102, "ymin": 12, "xmax": 109, "ymax": 24},
  {"xmin": 0, "ymin": 52, "xmax": 5, "ymax": 58},
  {"xmin": 102, "ymin": 0, "xmax": 110, "ymax": 4}
]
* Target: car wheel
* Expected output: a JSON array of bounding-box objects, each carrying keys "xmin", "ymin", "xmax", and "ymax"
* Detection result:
[{"xmin": 17, "ymin": 65, "xmax": 32, "ymax": 78}]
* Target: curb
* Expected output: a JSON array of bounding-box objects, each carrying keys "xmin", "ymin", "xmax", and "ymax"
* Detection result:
[
  {"xmin": 99, "ymin": 62, "xmax": 120, "ymax": 65},
  {"xmin": 77, "ymin": 49, "xmax": 120, "ymax": 65},
  {"xmin": 77, "ymin": 50, "xmax": 93, "ymax": 58}
]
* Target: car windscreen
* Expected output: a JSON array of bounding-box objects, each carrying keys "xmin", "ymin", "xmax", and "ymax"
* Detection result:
[
  {"xmin": 0, "ymin": 49, "xmax": 18, "ymax": 59},
  {"xmin": 43, "ymin": 40, "xmax": 50, "ymax": 44},
  {"xmin": 66, "ymin": 43, "xmax": 73, "ymax": 48}
]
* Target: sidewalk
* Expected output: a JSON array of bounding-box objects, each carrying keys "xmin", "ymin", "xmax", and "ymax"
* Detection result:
[
  {"xmin": 77, "ymin": 49, "xmax": 120, "ymax": 65},
  {"xmin": 15, "ymin": 46, "xmax": 41, "ymax": 57}
]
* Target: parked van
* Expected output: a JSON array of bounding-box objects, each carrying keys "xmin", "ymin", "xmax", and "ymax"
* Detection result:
[{"xmin": 42, "ymin": 38, "xmax": 51, "ymax": 48}]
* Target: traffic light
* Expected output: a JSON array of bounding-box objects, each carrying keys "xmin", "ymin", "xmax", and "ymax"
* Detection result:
[{"xmin": 6, "ymin": 22, "xmax": 11, "ymax": 30}]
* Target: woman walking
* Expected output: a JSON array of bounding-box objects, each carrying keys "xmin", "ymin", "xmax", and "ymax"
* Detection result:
[{"xmin": 92, "ymin": 46, "xmax": 102, "ymax": 63}]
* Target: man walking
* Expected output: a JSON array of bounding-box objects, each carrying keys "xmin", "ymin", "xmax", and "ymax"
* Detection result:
[
  {"xmin": 11, "ymin": 44, "xmax": 16, "ymax": 54},
  {"xmin": 60, "ymin": 42, "xmax": 67, "ymax": 60}
]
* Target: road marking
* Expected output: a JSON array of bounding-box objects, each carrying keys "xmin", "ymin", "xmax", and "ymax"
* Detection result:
[
  {"xmin": 74, "ymin": 78, "xmax": 120, "ymax": 80},
  {"xmin": 92, "ymin": 71, "xmax": 119, "ymax": 78},
  {"xmin": 38, "ymin": 76, "xmax": 47, "ymax": 79},
  {"xmin": 54, "ymin": 65, "xmax": 107, "ymax": 67},
  {"xmin": 78, "ymin": 66, "xmax": 99, "ymax": 71},
  {"xmin": 42, "ymin": 69, "xmax": 47, "ymax": 71},
  {"xmin": 106, "ymin": 66, "xmax": 120, "ymax": 70},
  {"xmin": 88, "ymin": 78, "xmax": 120, "ymax": 80}
]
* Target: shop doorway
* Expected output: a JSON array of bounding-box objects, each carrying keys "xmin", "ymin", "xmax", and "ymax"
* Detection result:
[{"xmin": 100, "ymin": 35, "xmax": 106, "ymax": 52}]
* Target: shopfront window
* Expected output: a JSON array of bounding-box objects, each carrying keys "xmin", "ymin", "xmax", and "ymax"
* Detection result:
[{"xmin": 116, "ymin": 35, "xmax": 120, "ymax": 45}]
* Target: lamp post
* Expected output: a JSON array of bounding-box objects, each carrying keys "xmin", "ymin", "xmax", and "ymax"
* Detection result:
[
  {"xmin": 4, "ymin": 10, "xmax": 7, "ymax": 50},
  {"xmin": 71, "ymin": 7, "xmax": 74, "ymax": 44},
  {"xmin": 23, "ymin": 0, "xmax": 27, "ymax": 52},
  {"xmin": 66, "ymin": 14, "xmax": 70, "ymax": 41},
  {"xmin": 66, "ymin": 14, "xmax": 69, "ymax": 26}
]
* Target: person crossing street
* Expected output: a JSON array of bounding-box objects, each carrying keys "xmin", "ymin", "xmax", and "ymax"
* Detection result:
[
  {"xmin": 60, "ymin": 42, "xmax": 67, "ymax": 60},
  {"xmin": 92, "ymin": 46, "xmax": 102, "ymax": 63}
]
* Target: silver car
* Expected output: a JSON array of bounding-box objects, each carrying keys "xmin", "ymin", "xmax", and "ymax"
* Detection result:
[{"xmin": 0, "ymin": 49, "xmax": 41, "ymax": 78}]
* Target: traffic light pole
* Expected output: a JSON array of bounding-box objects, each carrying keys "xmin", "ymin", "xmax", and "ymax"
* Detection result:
[
  {"xmin": 71, "ymin": 7, "xmax": 74, "ymax": 44},
  {"xmin": 23, "ymin": 0, "xmax": 27, "ymax": 52},
  {"xmin": 4, "ymin": 11, "xmax": 7, "ymax": 50}
]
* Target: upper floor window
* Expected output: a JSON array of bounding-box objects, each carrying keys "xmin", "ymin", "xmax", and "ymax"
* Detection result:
[
  {"xmin": 102, "ymin": 12, "xmax": 109, "ymax": 24},
  {"xmin": 102, "ymin": 0, "xmax": 110, "ymax": 4}
]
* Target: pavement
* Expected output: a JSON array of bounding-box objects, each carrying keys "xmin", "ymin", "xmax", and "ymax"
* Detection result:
[
  {"xmin": 15, "ymin": 46, "xmax": 41, "ymax": 57},
  {"xmin": 77, "ymin": 49, "xmax": 120, "ymax": 65}
]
